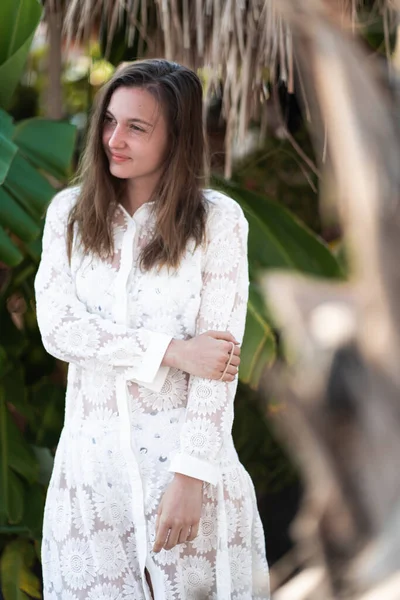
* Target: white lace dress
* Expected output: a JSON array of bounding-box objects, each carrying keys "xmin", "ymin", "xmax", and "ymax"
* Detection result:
[{"xmin": 35, "ymin": 186, "xmax": 270, "ymax": 600}]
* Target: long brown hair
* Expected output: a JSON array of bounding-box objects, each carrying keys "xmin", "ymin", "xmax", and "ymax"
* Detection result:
[{"xmin": 67, "ymin": 59, "xmax": 209, "ymax": 271}]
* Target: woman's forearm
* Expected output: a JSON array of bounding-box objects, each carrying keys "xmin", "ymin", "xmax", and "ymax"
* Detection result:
[
  {"xmin": 161, "ymin": 332, "xmax": 240, "ymax": 381},
  {"xmin": 162, "ymin": 338, "xmax": 186, "ymax": 369}
]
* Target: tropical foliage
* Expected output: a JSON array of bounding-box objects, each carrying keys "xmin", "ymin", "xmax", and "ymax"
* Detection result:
[{"xmin": 0, "ymin": 1, "xmax": 76, "ymax": 598}]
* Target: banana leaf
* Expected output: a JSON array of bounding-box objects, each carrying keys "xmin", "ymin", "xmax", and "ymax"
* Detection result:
[
  {"xmin": 212, "ymin": 176, "xmax": 343, "ymax": 279},
  {"xmin": 0, "ymin": 0, "xmax": 42, "ymax": 110}
]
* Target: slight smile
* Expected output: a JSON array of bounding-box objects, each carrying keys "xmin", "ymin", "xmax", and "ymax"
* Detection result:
[{"xmin": 110, "ymin": 153, "xmax": 131, "ymax": 163}]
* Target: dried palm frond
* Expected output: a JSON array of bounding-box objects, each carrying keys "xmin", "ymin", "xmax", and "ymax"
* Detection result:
[{"xmin": 45, "ymin": 0, "xmax": 399, "ymax": 175}]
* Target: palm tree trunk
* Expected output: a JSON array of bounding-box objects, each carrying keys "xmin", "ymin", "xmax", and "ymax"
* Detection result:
[{"xmin": 46, "ymin": 7, "xmax": 63, "ymax": 119}]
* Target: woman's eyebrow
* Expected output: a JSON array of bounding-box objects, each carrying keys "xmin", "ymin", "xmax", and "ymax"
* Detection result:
[
  {"xmin": 105, "ymin": 110, "xmax": 153, "ymax": 128},
  {"xmin": 127, "ymin": 118, "xmax": 153, "ymax": 127}
]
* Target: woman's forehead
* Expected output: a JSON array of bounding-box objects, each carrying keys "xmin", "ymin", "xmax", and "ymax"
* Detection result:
[{"xmin": 107, "ymin": 87, "xmax": 162, "ymax": 124}]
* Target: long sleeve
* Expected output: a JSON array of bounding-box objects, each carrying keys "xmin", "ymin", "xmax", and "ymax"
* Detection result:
[
  {"xmin": 169, "ymin": 202, "xmax": 250, "ymax": 485},
  {"xmin": 34, "ymin": 189, "xmax": 172, "ymax": 386}
]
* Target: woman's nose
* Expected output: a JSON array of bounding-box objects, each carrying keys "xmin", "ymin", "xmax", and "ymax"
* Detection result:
[{"xmin": 108, "ymin": 125, "xmax": 125, "ymax": 149}]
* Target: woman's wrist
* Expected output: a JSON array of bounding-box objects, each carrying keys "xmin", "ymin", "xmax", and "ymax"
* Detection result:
[{"xmin": 162, "ymin": 338, "xmax": 186, "ymax": 369}]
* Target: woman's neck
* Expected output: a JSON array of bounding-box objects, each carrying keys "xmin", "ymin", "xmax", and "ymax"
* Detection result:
[{"xmin": 124, "ymin": 175, "xmax": 160, "ymax": 215}]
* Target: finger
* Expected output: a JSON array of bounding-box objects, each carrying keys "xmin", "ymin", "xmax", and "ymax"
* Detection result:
[
  {"xmin": 178, "ymin": 526, "xmax": 191, "ymax": 545},
  {"xmin": 186, "ymin": 522, "xmax": 199, "ymax": 542},
  {"xmin": 212, "ymin": 365, "xmax": 237, "ymax": 381},
  {"xmin": 217, "ymin": 342, "xmax": 234, "ymax": 364},
  {"xmin": 233, "ymin": 345, "xmax": 241, "ymax": 357},
  {"xmin": 220, "ymin": 339, "xmax": 239, "ymax": 353},
  {"xmin": 164, "ymin": 525, "xmax": 181, "ymax": 551},
  {"xmin": 209, "ymin": 330, "xmax": 238, "ymax": 344},
  {"xmin": 154, "ymin": 499, "xmax": 163, "ymax": 537},
  {"xmin": 228, "ymin": 355, "xmax": 240, "ymax": 368},
  {"xmin": 221, "ymin": 368, "xmax": 238, "ymax": 382},
  {"xmin": 226, "ymin": 364, "xmax": 239, "ymax": 376},
  {"xmin": 153, "ymin": 521, "xmax": 170, "ymax": 553}
]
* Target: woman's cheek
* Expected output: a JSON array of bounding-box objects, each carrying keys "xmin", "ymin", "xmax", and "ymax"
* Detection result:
[{"xmin": 102, "ymin": 132, "xmax": 110, "ymax": 149}]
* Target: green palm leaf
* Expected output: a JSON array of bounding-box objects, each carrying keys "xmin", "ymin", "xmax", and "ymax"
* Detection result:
[{"xmin": 0, "ymin": 0, "xmax": 42, "ymax": 110}]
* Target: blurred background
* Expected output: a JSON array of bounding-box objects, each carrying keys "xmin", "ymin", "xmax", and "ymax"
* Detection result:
[{"xmin": 1, "ymin": 1, "xmax": 400, "ymax": 598}]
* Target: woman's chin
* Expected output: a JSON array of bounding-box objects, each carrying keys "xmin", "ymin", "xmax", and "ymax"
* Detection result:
[{"xmin": 109, "ymin": 164, "xmax": 132, "ymax": 179}]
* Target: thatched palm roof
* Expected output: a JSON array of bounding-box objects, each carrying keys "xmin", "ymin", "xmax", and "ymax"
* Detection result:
[{"xmin": 45, "ymin": 0, "xmax": 399, "ymax": 175}]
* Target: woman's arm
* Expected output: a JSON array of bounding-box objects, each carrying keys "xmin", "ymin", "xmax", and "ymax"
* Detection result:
[
  {"xmin": 168, "ymin": 202, "xmax": 250, "ymax": 485},
  {"xmin": 153, "ymin": 199, "xmax": 249, "ymax": 552},
  {"xmin": 34, "ymin": 189, "xmax": 172, "ymax": 387}
]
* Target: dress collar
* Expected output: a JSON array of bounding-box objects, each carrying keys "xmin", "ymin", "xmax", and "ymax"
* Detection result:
[{"xmin": 117, "ymin": 201, "xmax": 155, "ymax": 225}]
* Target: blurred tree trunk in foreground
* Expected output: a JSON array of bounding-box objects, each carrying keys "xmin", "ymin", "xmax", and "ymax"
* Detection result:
[
  {"xmin": 46, "ymin": 5, "xmax": 63, "ymax": 119},
  {"xmin": 263, "ymin": 1, "xmax": 400, "ymax": 598}
]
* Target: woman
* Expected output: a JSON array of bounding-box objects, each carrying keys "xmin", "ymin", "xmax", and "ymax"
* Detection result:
[{"xmin": 35, "ymin": 59, "xmax": 269, "ymax": 600}]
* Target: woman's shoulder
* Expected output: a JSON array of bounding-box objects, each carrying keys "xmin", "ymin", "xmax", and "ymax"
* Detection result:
[
  {"xmin": 202, "ymin": 188, "xmax": 248, "ymax": 234},
  {"xmin": 45, "ymin": 186, "xmax": 80, "ymax": 225},
  {"xmin": 203, "ymin": 188, "xmax": 244, "ymax": 217},
  {"xmin": 46, "ymin": 186, "xmax": 80, "ymax": 234}
]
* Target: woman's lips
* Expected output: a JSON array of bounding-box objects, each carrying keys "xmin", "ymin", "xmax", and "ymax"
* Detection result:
[{"xmin": 110, "ymin": 153, "xmax": 131, "ymax": 163}]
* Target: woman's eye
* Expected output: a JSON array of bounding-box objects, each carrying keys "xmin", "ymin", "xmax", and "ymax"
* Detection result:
[
  {"xmin": 130, "ymin": 124, "xmax": 144, "ymax": 132},
  {"xmin": 104, "ymin": 116, "xmax": 115, "ymax": 125}
]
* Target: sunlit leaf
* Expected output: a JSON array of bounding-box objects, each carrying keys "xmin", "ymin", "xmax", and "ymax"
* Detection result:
[
  {"xmin": 0, "ymin": 539, "xmax": 41, "ymax": 600},
  {"xmin": 240, "ymin": 285, "xmax": 277, "ymax": 388},
  {"xmin": 0, "ymin": 0, "xmax": 42, "ymax": 110}
]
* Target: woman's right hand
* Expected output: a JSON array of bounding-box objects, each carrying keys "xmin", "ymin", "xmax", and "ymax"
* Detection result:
[{"xmin": 163, "ymin": 331, "xmax": 241, "ymax": 382}]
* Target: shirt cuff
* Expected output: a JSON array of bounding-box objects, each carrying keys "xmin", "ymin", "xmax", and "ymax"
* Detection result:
[
  {"xmin": 124, "ymin": 331, "xmax": 172, "ymax": 386},
  {"xmin": 168, "ymin": 452, "xmax": 220, "ymax": 486},
  {"xmin": 131, "ymin": 365, "xmax": 170, "ymax": 393}
]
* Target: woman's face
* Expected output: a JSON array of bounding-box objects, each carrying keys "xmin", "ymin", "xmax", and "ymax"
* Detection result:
[{"xmin": 102, "ymin": 86, "xmax": 169, "ymax": 184}]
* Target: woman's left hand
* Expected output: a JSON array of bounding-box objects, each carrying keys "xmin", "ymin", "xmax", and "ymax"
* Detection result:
[{"xmin": 153, "ymin": 473, "xmax": 203, "ymax": 552}]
